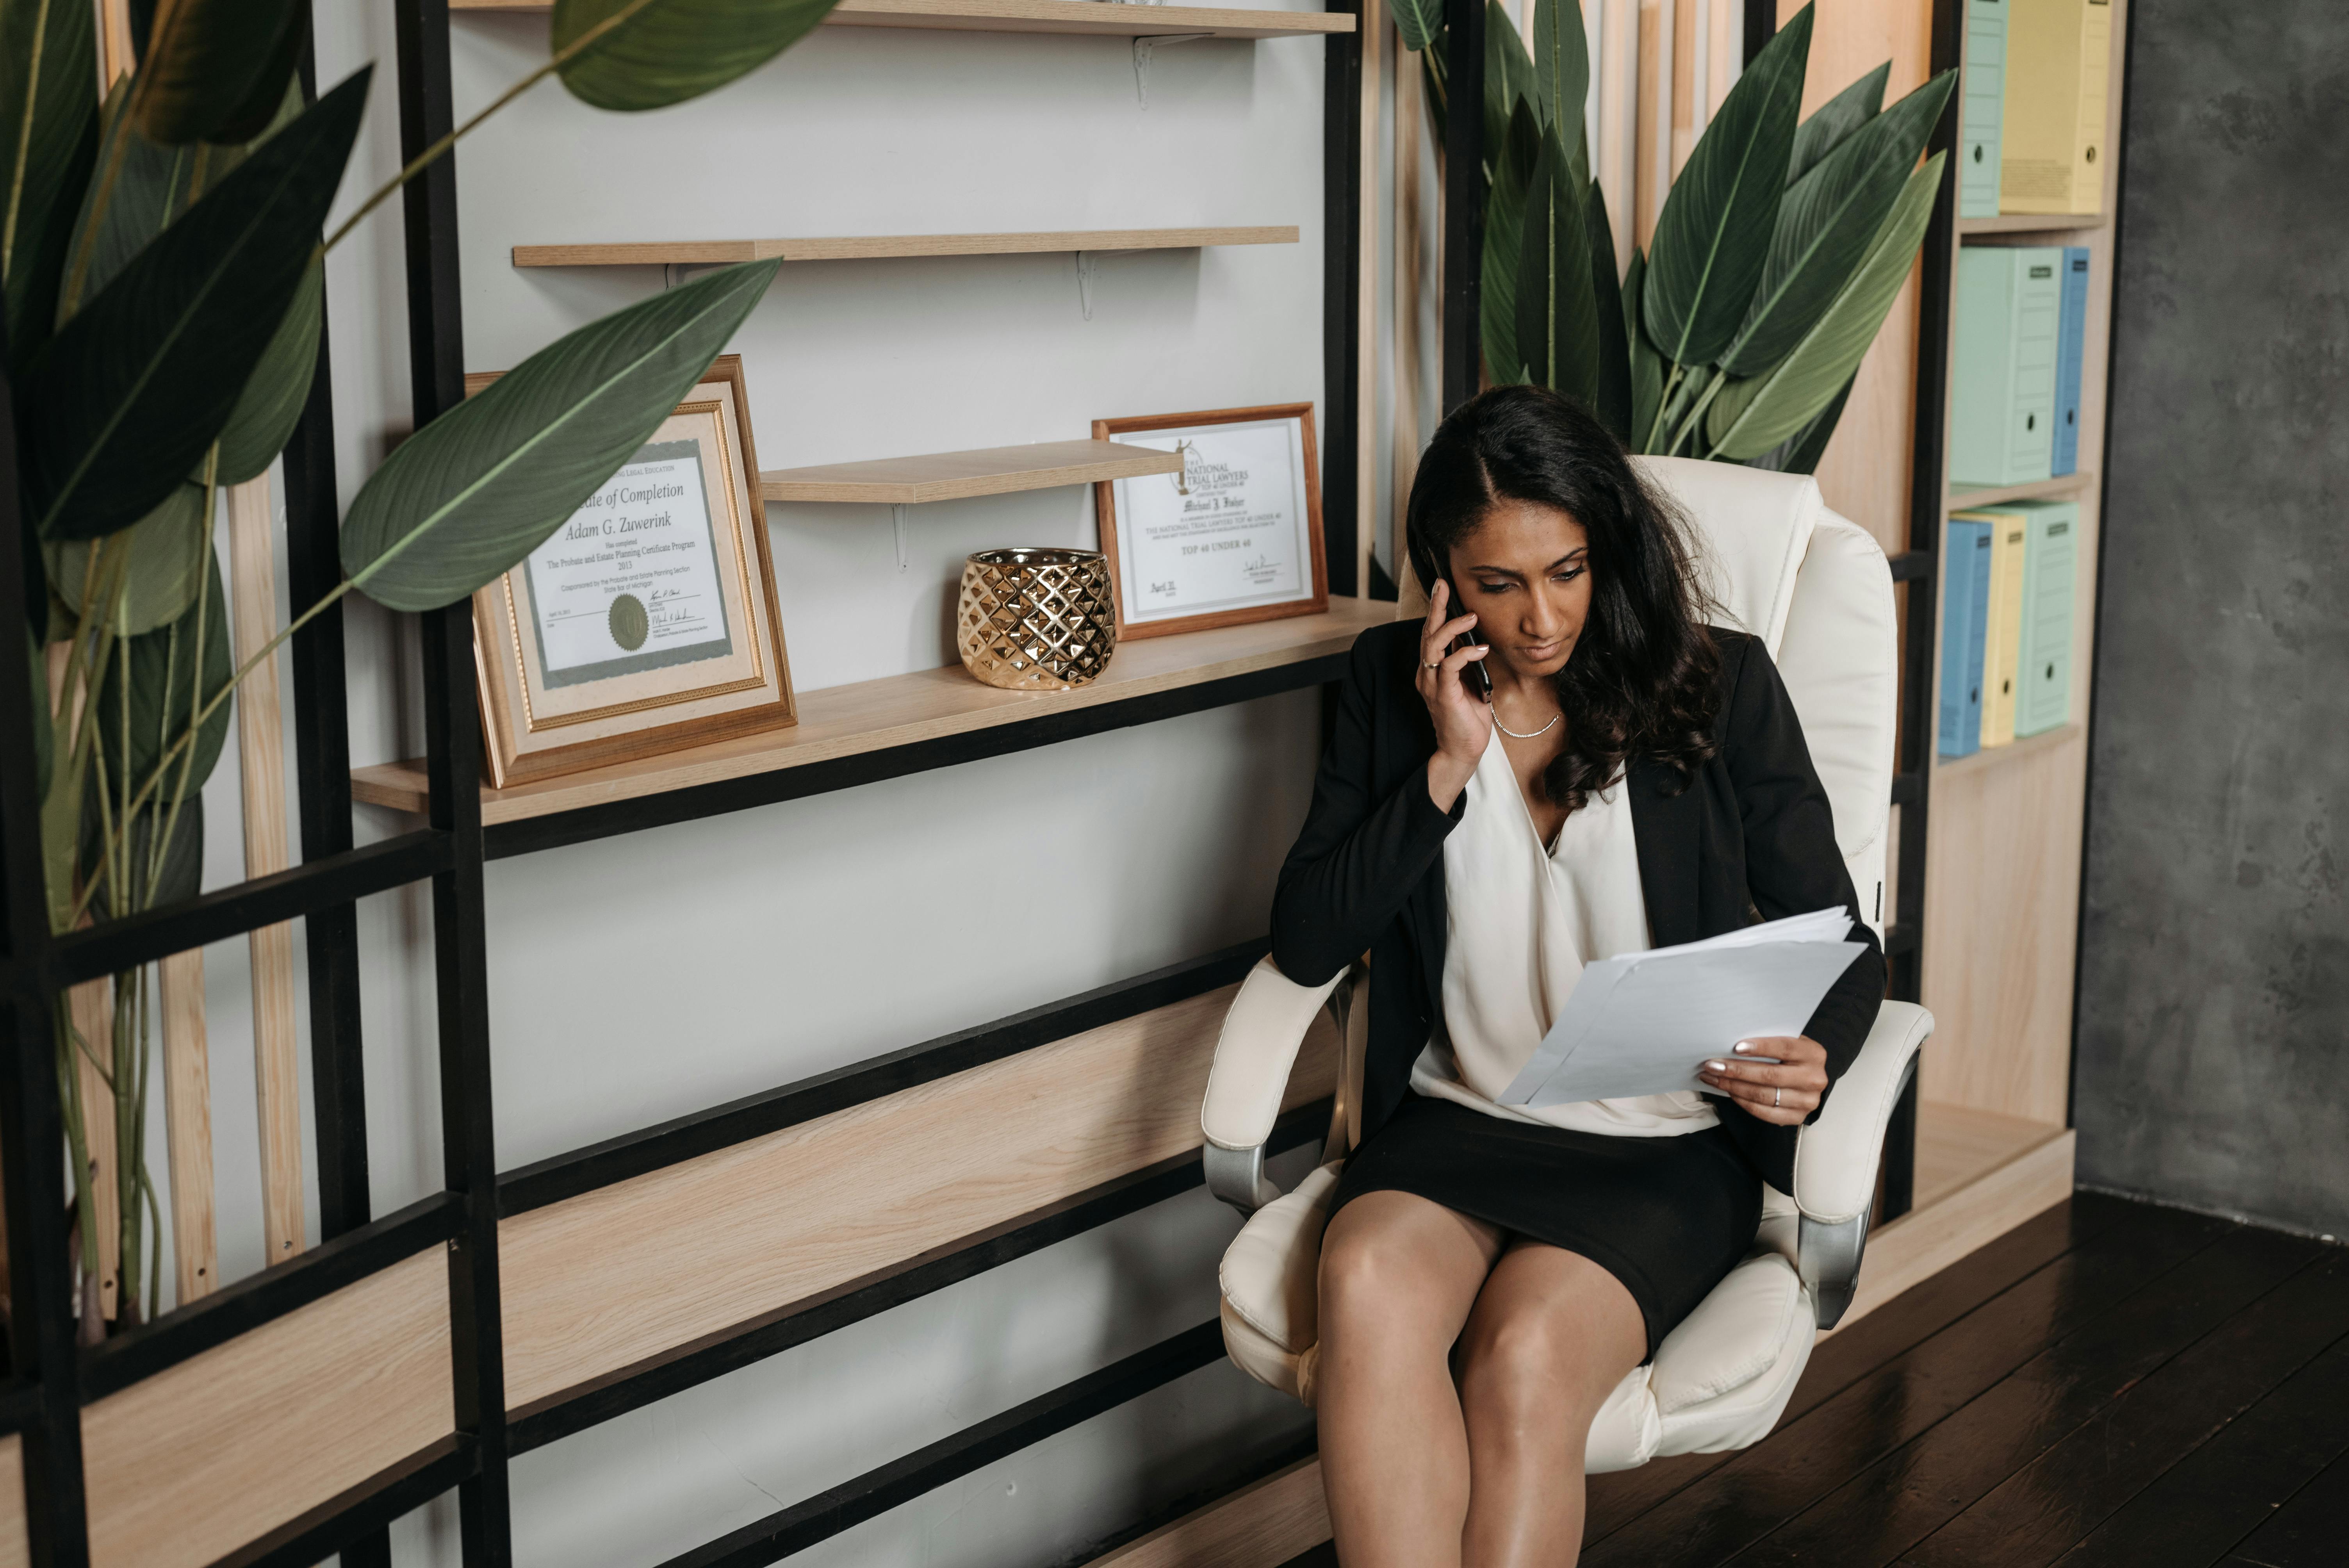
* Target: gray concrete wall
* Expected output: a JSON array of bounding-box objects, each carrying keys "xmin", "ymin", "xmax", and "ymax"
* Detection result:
[{"xmin": 2077, "ymin": 2, "xmax": 2349, "ymax": 1235}]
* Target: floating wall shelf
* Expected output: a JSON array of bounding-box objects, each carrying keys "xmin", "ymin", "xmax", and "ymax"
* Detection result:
[
  {"xmin": 453, "ymin": 0, "xmax": 1353, "ymax": 39},
  {"xmin": 1946, "ymin": 470, "xmax": 2098, "ymax": 515},
  {"xmin": 761, "ymin": 439, "xmax": 1179, "ymax": 505},
  {"xmin": 351, "ymin": 597, "xmax": 1392, "ymax": 843},
  {"xmin": 1957, "ymin": 212, "xmax": 2113, "ymax": 237},
  {"xmin": 512, "ymin": 227, "xmax": 1300, "ymax": 269}
]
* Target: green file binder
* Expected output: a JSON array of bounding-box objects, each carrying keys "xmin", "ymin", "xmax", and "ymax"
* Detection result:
[
  {"xmin": 1960, "ymin": 0, "xmax": 2008, "ymax": 219},
  {"xmin": 2011, "ymin": 500, "xmax": 2078, "ymax": 736},
  {"xmin": 1950, "ymin": 247, "xmax": 2062, "ymax": 487}
]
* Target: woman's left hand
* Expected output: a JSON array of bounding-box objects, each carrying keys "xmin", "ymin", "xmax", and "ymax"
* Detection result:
[{"xmin": 1698, "ymin": 1036, "xmax": 1829, "ymax": 1126}]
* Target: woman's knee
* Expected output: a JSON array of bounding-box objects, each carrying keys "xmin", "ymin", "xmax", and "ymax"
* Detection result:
[
  {"xmin": 1458, "ymin": 1300, "xmax": 1630, "ymax": 1423},
  {"xmin": 1317, "ymin": 1200, "xmax": 1487, "ymax": 1347}
]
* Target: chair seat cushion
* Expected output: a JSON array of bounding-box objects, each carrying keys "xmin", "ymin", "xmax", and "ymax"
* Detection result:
[{"xmin": 1219, "ymin": 1162, "xmax": 1344, "ymax": 1380}]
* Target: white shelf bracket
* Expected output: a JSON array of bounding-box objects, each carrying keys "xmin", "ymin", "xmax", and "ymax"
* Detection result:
[
  {"xmin": 1132, "ymin": 32, "xmax": 1210, "ymax": 107},
  {"xmin": 1075, "ymin": 249, "xmax": 1098, "ymax": 320},
  {"xmin": 889, "ymin": 503, "xmax": 910, "ymax": 572}
]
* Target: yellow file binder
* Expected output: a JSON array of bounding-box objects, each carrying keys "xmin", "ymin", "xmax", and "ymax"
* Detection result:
[
  {"xmin": 1957, "ymin": 508, "xmax": 2030, "ymax": 747},
  {"xmin": 2000, "ymin": 0, "xmax": 2113, "ymax": 215}
]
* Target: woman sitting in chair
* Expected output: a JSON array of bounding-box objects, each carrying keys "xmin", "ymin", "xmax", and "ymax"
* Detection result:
[{"xmin": 1271, "ymin": 385, "xmax": 1884, "ymax": 1566}]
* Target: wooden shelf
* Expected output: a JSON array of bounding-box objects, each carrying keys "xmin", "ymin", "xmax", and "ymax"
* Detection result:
[
  {"xmin": 453, "ymin": 0, "xmax": 1354, "ymax": 39},
  {"xmin": 1934, "ymin": 723, "xmax": 2084, "ymax": 780},
  {"xmin": 1946, "ymin": 470, "xmax": 2097, "ymax": 513},
  {"xmin": 352, "ymin": 597, "xmax": 1392, "ymax": 840},
  {"xmin": 761, "ymin": 439, "xmax": 1179, "ymax": 505},
  {"xmin": 1958, "ymin": 212, "xmax": 2112, "ymax": 237},
  {"xmin": 513, "ymin": 227, "xmax": 1299, "ymax": 269}
]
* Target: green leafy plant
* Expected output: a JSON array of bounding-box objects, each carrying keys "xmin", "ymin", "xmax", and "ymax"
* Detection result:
[
  {"xmin": 1396, "ymin": 0, "xmax": 1952, "ymax": 473},
  {"xmin": 2, "ymin": 0, "xmax": 834, "ymax": 1339}
]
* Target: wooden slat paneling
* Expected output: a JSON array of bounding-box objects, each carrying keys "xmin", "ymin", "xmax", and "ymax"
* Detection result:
[
  {"xmin": 1093, "ymin": 1456, "xmax": 1330, "ymax": 1568},
  {"xmin": 80, "ymin": 1251, "xmax": 454, "ymax": 1568},
  {"xmin": 512, "ymin": 228, "xmax": 1300, "ymax": 268},
  {"xmin": 0, "ymin": 1436, "xmax": 27, "ymax": 1568},
  {"xmin": 499, "ymin": 986, "xmax": 1337, "ymax": 1409}
]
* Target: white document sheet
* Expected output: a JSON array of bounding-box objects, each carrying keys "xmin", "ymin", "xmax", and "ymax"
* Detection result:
[{"xmin": 1498, "ymin": 909, "xmax": 1867, "ymax": 1108}]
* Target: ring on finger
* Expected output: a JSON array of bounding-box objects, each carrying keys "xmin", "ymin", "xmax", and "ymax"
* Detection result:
[{"xmin": 1773, "ymin": 1086, "xmax": 1782, "ymax": 1109}]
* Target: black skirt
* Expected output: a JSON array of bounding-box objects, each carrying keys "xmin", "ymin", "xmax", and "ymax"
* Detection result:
[{"xmin": 1328, "ymin": 1095, "xmax": 1764, "ymax": 1360}]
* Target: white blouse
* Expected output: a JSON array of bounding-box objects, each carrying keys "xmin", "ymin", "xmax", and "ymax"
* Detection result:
[{"xmin": 1409, "ymin": 729, "xmax": 1718, "ymax": 1137}]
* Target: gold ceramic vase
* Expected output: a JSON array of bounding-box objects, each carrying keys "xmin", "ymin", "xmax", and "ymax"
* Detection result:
[{"xmin": 956, "ymin": 547, "xmax": 1118, "ymax": 690}]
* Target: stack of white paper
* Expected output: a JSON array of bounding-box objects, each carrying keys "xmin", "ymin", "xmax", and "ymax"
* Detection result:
[{"xmin": 1499, "ymin": 909, "xmax": 1867, "ymax": 1109}]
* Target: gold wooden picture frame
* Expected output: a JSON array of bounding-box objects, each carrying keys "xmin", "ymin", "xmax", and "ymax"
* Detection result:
[
  {"xmin": 467, "ymin": 355, "xmax": 795, "ymax": 788},
  {"xmin": 1090, "ymin": 402, "xmax": 1328, "ymax": 640}
]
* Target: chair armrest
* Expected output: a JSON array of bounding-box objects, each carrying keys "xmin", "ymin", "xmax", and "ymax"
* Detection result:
[
  {"xmin": 1792, "ymin": 1000, "xmax": 1932, "ymax": 1328},
  {"xmin": 1200, "ymin": 955, "xmax": 1346, "ymax": 1214}
]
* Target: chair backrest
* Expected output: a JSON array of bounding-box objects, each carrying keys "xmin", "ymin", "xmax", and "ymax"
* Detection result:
[{"xmin": 1394, "ymin": 456, "xmax": 1897, "ymax": 939}]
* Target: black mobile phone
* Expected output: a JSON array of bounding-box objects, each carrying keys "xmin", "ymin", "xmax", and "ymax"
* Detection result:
[{"xmin": 1411, "ymin": 535, "xmax": 1495, "ymax": 700}]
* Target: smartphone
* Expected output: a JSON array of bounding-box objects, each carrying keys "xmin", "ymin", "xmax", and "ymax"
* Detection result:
[{"xmin": 1410, "ymin": 535, "xmax": 1495, "ymax": 700}]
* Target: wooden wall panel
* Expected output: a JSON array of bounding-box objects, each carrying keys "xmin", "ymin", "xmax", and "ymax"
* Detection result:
[
  {"xmin": 80, "ymin": 1251, "xmax": 454, "ymax": 1568},
  {"xmin": 0, "ymin": 1437, "xmax": 27, "ymax": 1568},
  {"xmin": 1789, "ymin": 0, "xmax": 1934, "ymax": 554},
  {"xmin": 499, "ymin": 986, "xmax": 1338, "ymax": 1410}
]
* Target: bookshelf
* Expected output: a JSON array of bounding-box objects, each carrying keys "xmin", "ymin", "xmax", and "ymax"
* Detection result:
[
  {"xmin": 512, "ymin": 228, "xmax": 1300, "ymax": 269},
  {"xmin": 759, "ymin": 439, "xmax": 1180, "ymax": 505},
  {"xmin": 451, "ymin": 0, "xmax": 1357, "ymax": 40},
  {"xmin": 1913, "ymin": 0, "xmax": 2130, "ymax": 1140}
]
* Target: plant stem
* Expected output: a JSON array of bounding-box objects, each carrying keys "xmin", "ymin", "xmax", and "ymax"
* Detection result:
[
  {"xmin": 1642, "ymin": 362, "xmax": 1688, "ymax": 453},
  {"xmin": 0, "ymin": 0, "xmax": 57, "ymax": 282},
  {"xmin": 59, "ymin": 93, "xmax": 130, "ymax": 321},
  {"xmin": 65, "ymin": 578, "xmax": 354, "ymax": 930},
  {"xmin": 320, "ymin": 0, "xmax": 669, "ymax": 257},
  {"xmin": 1665, "ymin": 367, "xmax": 1727, "ymax": 457}
]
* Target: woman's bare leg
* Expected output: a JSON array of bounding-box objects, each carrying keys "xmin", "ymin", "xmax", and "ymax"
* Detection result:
[
  {"xmin": 1454, "ymin": 1243, "xmax": 1646, "ymax": 1567},
  {"xmin": 1317, "ymin": 1191, "xmax": 1506, "ymax": 1568}
]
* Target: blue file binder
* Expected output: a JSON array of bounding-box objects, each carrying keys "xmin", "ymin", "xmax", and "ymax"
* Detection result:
[
  {"xmin": 1938, "ymin": 518, "xmax": 1994, "ymax": 758},
  {"xmin": 2052, "ymin": 246, "xmax": 2091, "ymax": 475}
]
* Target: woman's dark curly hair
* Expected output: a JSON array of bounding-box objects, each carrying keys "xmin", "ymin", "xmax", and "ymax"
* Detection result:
[{"xmin": 1406, "ymin": 384, "xmax": 1720, "ymax": 812}]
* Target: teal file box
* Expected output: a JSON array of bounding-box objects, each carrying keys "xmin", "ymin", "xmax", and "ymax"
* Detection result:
[
  {"xmin": 2012, "ymin": 499, "xmax": 2078, "ymax": 736},
  {"xmin": 2052, "ymin": 246, "xmax": 2091, "ymax": 474},
  {"xmin": 1938, "ymin": 518, "xmax": 1993, "ymax": 757},
  {"xmin": 1950, "ymin": 246, "xmax": 2062, "ymax": 488},
  {"xmin": 1959, "ymin": 0, "xmax": 2008, "ymax": 219}
]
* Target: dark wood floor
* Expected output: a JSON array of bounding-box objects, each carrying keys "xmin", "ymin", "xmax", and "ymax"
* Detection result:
[{"xmin": 1283, "ymin": 1192, "xmax": 2349, "ymax": 1566}]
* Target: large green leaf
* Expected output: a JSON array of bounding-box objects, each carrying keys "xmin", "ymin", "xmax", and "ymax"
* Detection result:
[
  {"xmin": 93, "ymin": 543, "xmax": 231, "ymax": 806},
  {"xmin": 1720, "ymin": 68, "xmax": 1953, "ymax": 376},
  {"xmin": 130, "ymin": 0, "xmax": 306, "ymax": 145},
  {"xmin": 342, "ymin": 257, "xmax": 781, "ymax": 612},
  {"xmin": 1527, "ymin": 0, "xmax": 1588, "ymax": 146},
  {"xmin": 1625, "ymin": 249, "xmax": 1663, "ymax": 451},
  {"xmin": 1515, "ymin": 128, "xmax": 1598, "ymax": 408},
  {"xmin": 554, "ymin": 0, "xmax": 845, "ymax": 113},
  {"xmin": 17, "ymin": 69, "xmax": 366, "ymax": 543},
  {"xmin": 1584, "ymin": 181, "xmax": 1630, "ymax": 444},
  {"xmin": 1481, "ymin": 100, "xmax": 1542, "ymax": 386},
  {"xmin": 1641, "ymin": 4, "xmax": 1811, "ymax": 368},
  {"xmin": 1, "ymin": 0, "xmax": 98, "ymax": 342},
  {"xmin": 1787, "ymin": 61, "xmax": 1887, "ymax": 185},
  {"xmin": 215, "ymin": 257, "xmax": 321, "ymax": 484},
  {"xmin": 1706, "ymin": 151, "xmax": 1943, "ymax": 460},
  {"xmin": 45, "ymin": 481, "xmax": 209, "ymax": 635},
  {"xmin": 1483, "ymin": 1, "xmax": 1533, "ymax": 163},
  {"xmin": 1746, "ymin": 367, "xmax": 1855, "ymax": 474},
  {"xmin": 1392, "ymin": 0, "xmax": 1442, "ymax": 53}
]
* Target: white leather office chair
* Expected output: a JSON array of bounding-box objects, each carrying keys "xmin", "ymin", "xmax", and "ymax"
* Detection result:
[{"xmin": 1199, "ymin": 457, "xmax": 1931, "ymax": 1472}]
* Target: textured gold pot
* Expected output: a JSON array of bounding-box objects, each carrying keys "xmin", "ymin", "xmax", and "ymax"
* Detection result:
[{"xmin": 956, "ymin": 547, "xmax": 1118, "ymax": 690}]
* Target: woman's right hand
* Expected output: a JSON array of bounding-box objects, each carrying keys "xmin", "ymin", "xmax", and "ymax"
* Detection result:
[{"xmin": 1418, "ymin": 578, "xmax": 1492, "ymax": 811}]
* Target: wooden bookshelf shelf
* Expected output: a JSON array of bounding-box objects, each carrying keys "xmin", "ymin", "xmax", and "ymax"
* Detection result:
[
  {"xmin": 513, "ymin": 227, "xmax": 1299, "ymax": 269},
  {"xmin": 1946, "ymin": 470, "xmax": 2097, "ymax": 513},
  {"xmin": 1958, "ymin": 212, "xmax": 2112, "ymax": 237},
  {"xmin": 352, "ymin": 597, "xmax": 1392, "ymax": 837},
  {"xmin": 1934, "ymin": 723, "xmax": 2084, "ymax": 780},
  {"xmin": 761, "ymin": 439, "xmax": 1179, "ymax": 505},
  {"xmin": 452, "ymin": 0, "xmax": 1354, "ymax": 39}
]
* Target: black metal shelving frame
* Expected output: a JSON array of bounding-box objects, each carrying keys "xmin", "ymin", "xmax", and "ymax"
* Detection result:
[{"xmin": 0, "ymin": 1, "xmax": 1366, "ymax": 1563}]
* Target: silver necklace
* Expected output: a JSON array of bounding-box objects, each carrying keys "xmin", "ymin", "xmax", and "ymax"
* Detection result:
[{"xmin": 1490, "ymin": 700, "xmax": 1562, "ymax": 740}]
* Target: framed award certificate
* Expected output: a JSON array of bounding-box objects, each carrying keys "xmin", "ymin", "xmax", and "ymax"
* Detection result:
[
  {"xmin": 467, "ymin": 355, "xmax": 795, "ymax": 787},
  {"xmin": 1090, "ymin": 403, "xmax": 1327, "ymax": 640}
]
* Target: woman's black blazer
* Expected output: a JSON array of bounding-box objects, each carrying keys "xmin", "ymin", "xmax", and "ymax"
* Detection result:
[{"xmin": 1269, "ymin": 619, "xmax": 1886, "ymax": 1195}]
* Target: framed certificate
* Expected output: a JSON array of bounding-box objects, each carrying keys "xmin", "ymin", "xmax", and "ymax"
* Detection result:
[
  {"xmin": 467, "ymin": 355, "xmax": 795, "ymax": 788},
  {"xmin": 1090, "ymin": 403, "xmax": 1327, "ymax": 640}
]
